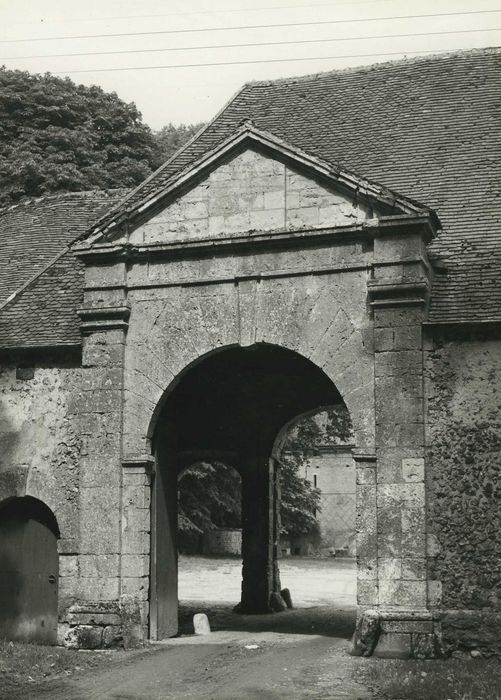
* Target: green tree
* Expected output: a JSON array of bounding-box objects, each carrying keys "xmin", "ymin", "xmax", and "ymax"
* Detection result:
[
  {"xmin": 153, "ymin": 122, "xmax": 205, "ymax": 164},
  {"xmin": 0, "ymin": 68, "xmax": 207, "ymax": 207},
  {"xmin": 178, "ymin": 461, "xmax": 241, "ymax": 536},
  {"xmin": 0, "ymin": 68, "xmax": 163, "ymax": 206}
]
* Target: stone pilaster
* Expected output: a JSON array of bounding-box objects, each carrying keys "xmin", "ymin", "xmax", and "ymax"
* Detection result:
[
  {"xmin": 358, "ymin": 223, "xmax": 441, "ymax": 658},
  {"xmin": 354, "ymin": 453, "xmax": 378, "ymax": 607},
  {"xmin": 121, "ymin": 456, "xmax": 153, "ymax": 638},
  {"xmin": 65, "ymin": 259, "xmax": 135, "ymax": 648}
]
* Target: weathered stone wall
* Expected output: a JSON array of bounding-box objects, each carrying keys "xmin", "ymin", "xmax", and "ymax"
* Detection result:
[
  {"xmin": 425, "ymin": 332, "xmax": 501, "ymax": 652},
  {"xmin": 123, "ymin": 267, "xmax": 375, "ymax": 459},
  {"xmin": 0, "ymin": 354, "xmax": 143, "ymax": 649},
  {"xmin": 0, "ymin": 358, "xmax": 82, "ymax": 610},
  {"xmin": 302, "ymin": 449, "xmax": 356, "ymax": 555},
  {"xmin": 202, "ymin": 528, "xmax": 242, "ymax": 556},
  {"xmin": 128, "ymin": 148, "xmax": 374, "ymax": 245}
]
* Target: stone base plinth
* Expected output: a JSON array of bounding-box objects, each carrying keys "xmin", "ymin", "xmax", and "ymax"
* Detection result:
[
  {"xmin": 351, "ymin": 609, "xmax": 442, "ymax": 659},
  {"xmin": 61, "ymin": 595, "xmax": 144, "ymax": 649}
]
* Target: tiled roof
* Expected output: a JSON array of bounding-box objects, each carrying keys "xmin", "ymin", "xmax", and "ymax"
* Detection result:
[
  {"xmin": 1, "ymin": 48, "xmax": 500, "ymax": 350},
  {"xmin": 0, "ymin": 251, "xmax": 83, "ymax": 348},
  {"xmin": 96, "ymin": 47, "xmax": 501, "ymax": 324},
  {"xmin": 0, "ymin": 191, "xmax": 125, "ymax": 349},
  {"xmin": 0, "ymin": 190, "xmax": 125, "ymax": 306}
]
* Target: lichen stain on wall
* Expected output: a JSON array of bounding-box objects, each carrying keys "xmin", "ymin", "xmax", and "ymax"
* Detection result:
[
  {"xmin": 425, "ymin": 336, "xmax": 501, "ymax": 611},
  {"xmin": 0, "ymin": 361, "xmax": 82, "ymax": 552}
]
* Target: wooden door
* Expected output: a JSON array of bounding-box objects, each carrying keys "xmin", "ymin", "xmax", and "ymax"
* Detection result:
[
  {"xmin": 0, "ymin": 511, "xmax": 58, "ymax": 644},
  {"xmin": 150, "ymin": 421, "xmax": 178, "ymax": 639},
  {"xmin": 269, "ymin": 457, "xmax": 282, "ymax": 596}
]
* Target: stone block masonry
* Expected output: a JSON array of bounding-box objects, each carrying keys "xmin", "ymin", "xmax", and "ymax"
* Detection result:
[{"xmin": 128, "ymin": 148, "xmax": 375, "ymax": 246}]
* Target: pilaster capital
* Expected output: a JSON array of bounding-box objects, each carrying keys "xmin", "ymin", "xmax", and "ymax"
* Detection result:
[
  {"xmin": 367, "ymin": 279, "xmax": 431, "ymax": 308},
  {"xmin": 77, "ymin": 304, "xmax": 131, "ymax": 335},
  {"xmin": 122, "ymin": 455, "xmax": 155, "ymax": 475}
]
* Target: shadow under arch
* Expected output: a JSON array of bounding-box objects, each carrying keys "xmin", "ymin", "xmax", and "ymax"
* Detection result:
[
  {"xmin": 146, "ymin": 342, "xmax": 241, "ymax": 446},
  {"xmin": 0, "ymin": 495, "xmax": 60, "ymax": 538},
  {"xmin": 0, "ymin": 496, "xmax": 59, "ymax": 644},
  {"xmin": 149, "ymin": 342, "xmax": 356, "ymax": 640}
]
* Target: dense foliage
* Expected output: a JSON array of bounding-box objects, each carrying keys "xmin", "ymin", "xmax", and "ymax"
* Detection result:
[
  {"xmin": 155, "ymin": 122, "xmax": 205, "ymax": 164},
  {"xmin": 0, "ymin": 68, "xmax": 203, "ymax": 207},
  {"xmin": 178, "ymin": 461, "xmax": 241, "ymax": 535}
]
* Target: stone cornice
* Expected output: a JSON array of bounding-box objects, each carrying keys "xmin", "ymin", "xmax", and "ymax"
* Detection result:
[
  {"xmin": 353, "ymin": 452, "xmax": 377, "ymax": 464},
  {"xmin": 73, "ymin": 214, "xmax": 437, "ymax": 265}
]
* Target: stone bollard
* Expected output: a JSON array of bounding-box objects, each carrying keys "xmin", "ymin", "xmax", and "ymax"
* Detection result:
[
  {"xmin": 281, "ymin": 588, "xmax": 293, "ymax": 609},
  {"xmin": 350, "ymin": 609, "xmax": 381, "ymax": 657},
  {"xmin": 193, "ymin": 613, "xmax": 211, "ymax": 635}
]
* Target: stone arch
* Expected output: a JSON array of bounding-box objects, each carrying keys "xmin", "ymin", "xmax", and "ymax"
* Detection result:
[
  {"xmin": 0, "ymin": 496, "xmax": 59, "ymax": 644},
  {"xmin": 146, "ymin": 342, "xmax": 357, "ymax": 639},
  {"xmin": 123, "ymin": 275, "xmax": 374, "ymax": 460}
]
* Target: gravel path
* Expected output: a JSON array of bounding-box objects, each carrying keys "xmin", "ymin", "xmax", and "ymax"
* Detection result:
[{"xmin": 179, "ymin": 555, "xmax": 357, "ymax": 608}]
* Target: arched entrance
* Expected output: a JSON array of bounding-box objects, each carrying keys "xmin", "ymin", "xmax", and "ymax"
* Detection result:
[
  {"xmin": 149, "ymin": 343, "xmax": 350, "ymax": 639},
  {"xmin": 0, "ymin": 496, "xmax": 59, "ymax": 644}
]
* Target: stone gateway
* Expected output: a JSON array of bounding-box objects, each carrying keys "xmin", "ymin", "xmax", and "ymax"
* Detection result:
[{"xmin": 0, "ymin": 48, "xmax": 500, "ymax": 658}]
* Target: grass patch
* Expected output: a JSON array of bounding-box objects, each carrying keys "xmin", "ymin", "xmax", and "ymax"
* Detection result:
[
  {"xmin": 359, "ymin": 655, "xmax": 501, "ymax": 700},
  {"xmin": 0, "ymin": 639, "xmax": 115, "ymax": 698}
]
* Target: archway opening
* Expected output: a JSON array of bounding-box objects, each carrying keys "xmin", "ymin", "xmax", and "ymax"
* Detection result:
[
  {"xmin": 274, "ymin": 406, "xmax": 357, "ymax": 612},
  {"xmin": 151, "ymin": 344, "xmax": 356, "ymax": 639},
  {"xmin": 0, "ymin": 496, "xmax": 59, "ymax": 644}
]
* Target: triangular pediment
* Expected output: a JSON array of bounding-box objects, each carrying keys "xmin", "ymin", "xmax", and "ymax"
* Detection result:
[{"xmin": 77, "ymin": 123, "xmax": 435, "ymax": 249}]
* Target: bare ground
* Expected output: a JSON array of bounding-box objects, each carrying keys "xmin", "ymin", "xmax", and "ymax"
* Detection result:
[
  {"xmin": 6, "ymin": 558, "xmax": 499, "ymax": 699},
  {"xmin": 3, "ymin": 557, "xmax": 367, "ymax": 699},
  {"xmin": 5, "ymin": 633, "xmax": 372, "ymax": 700}
]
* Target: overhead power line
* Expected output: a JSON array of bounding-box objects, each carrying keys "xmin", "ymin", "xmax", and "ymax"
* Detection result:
[
  {"xmin": 1, "ymin": 9, "xmax": 499, "ymax": 44},
  {"xmin": 4, "ymin": 26, "xmax": 499, "ymax": 61},
  {"xmin": 8, "ymin": 0, "xmax": 397, "ymax": 26},
  {"xmin": 51, "ymin": 47, "xmax": 472, "ymax": 75}
]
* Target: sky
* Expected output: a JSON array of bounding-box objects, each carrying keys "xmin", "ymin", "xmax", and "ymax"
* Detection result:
[{"xmin": 0, "ymin": 0, "xmax": 500, "ymax": 130}]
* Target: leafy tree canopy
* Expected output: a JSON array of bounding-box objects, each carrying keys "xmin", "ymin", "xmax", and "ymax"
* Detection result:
[
  {"xmin": 178, "ymin": 461, "xmax": 241, "ymax": 536},
  {"xmin": 154, "ymin": 122, "xmax": 205, "ymax": 164},
  {"xmin": 0, "ymin": 68, "xmax": 203, "ymax": 207}
]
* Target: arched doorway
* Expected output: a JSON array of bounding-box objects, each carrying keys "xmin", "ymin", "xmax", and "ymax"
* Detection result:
[
  {"xmin": 0, "ymin": 496, "xmax": 60, "ymax": 644},
  {"xmin": 150, "ymin": 343, "xmax": 351, "ymax": 639}
]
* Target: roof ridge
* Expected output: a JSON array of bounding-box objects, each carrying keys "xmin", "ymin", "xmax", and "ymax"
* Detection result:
[
  {"xmin": 243, "ymin": 45, "xmax": 501, "ymax": 88},
  {"xmin": 87, "ymin": 119, "xmax": 439, "ymax": 240},
  {"xmin": 0, "ymin": 188, "xmax": 129, "ymax": 219}
]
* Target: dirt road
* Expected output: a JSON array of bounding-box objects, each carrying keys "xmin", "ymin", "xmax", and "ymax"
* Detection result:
[
  {"xmin": 5, "ymin": 558, "xmax": 366, "ymax": 699},
  {"xmin": 11, "ymin": 632, "xmax": 373, "ymax": 700}
]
